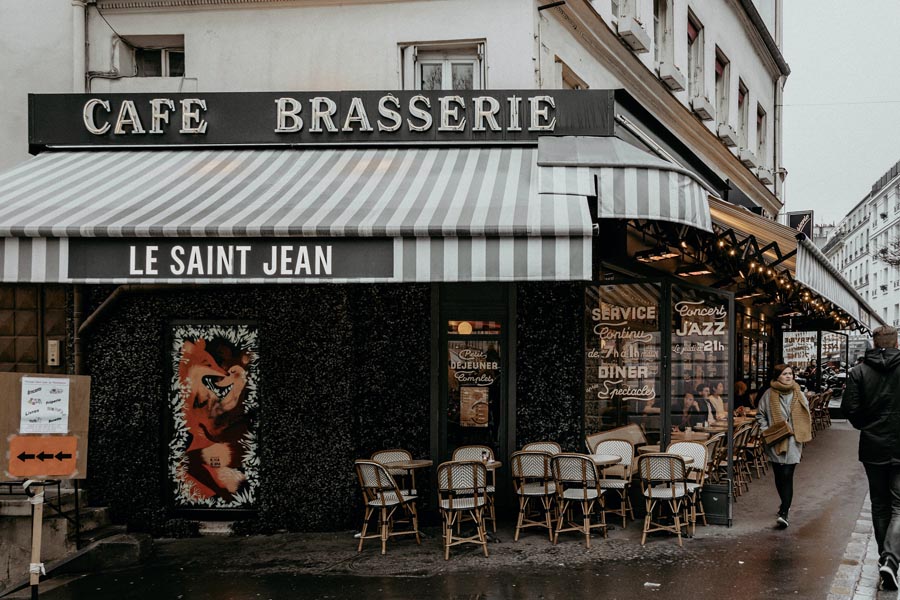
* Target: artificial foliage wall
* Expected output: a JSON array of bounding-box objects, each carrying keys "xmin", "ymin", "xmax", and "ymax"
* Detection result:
[
  {"xmin": 515, "ymin": 282, "xmax": 584, "ymax": 451},
  {"xmin": 83, "ymin": 284, "xmax": 430, "ymax": 532}
]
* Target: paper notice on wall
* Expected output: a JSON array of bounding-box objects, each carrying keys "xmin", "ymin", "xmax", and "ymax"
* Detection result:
[
  {"xmin": 19, "ymin": 377, "xmax": 70, "ymax": 434},
  {"xmin": 460, "ymin": 387, "xmax": 489, "ymax": 428}
]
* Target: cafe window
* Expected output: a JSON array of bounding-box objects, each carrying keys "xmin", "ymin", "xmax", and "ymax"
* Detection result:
[
  {"xmin": 401, "ymin": 41, "xmax": 485, "ymax": 91},
  {"xmin": 584, "ymin": 283, "xmax": 663, "ymax": 440}
]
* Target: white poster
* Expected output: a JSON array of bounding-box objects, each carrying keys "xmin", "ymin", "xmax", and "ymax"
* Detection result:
[{"xmin": 19, "ymin": 377, "xmax": 70, "ymax": 434}]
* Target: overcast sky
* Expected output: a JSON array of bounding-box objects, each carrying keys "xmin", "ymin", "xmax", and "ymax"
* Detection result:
[{"xmin": 782, "ymin": 0, "xmax": 900, "ymax": 225}]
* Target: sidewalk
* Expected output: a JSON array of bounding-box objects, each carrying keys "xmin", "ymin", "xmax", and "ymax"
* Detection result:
[{"xmin": 11, "ymin": 421, "xmax": 871, "ymax": 600}]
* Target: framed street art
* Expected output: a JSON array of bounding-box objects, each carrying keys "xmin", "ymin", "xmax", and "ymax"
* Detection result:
[{"xmin": 167, "ymin": 322, "xmax": 260, "ymax": 511}]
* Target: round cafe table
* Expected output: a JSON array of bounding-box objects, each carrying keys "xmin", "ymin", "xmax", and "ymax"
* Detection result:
[
  {"xmin": 382, "ymin": 458, "xmax": 433, "ymax": 494},
  {"xmin": 591, "ymin": 453, "xmax": 622, "ymax": 468}
]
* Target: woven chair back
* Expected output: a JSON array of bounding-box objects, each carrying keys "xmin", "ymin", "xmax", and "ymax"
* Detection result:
[
  {"xmin": 521, "ymin": 441, "xmax": 562, "ymax": 455},
  {"xmin": 511, "ymin": 450, "xmax": 552, "ymax": 479},
  {"xmin": 453, "ymin": 445, "xmax": 494, "ymax": 462},
  {"xmin": 667, "ymin": 441, "xmax": 707, "ymax": 483},
  {"xmin": 438, "ymin": 460, "xmax": 488, "ymax": 493},
  {"xmin": 371, "ymin": 449, "xmax": 413, "ymax": 476},
  {"xmin": 638, "ymin": 453, "xmax": 687, "ymax": 484},
  {"xmin": 594, "ymin": 439, "xmax": 633, "ymax": 466},
  {"xmin": 551, "ymin": 453, "xmax": 598, "ymax": 485},
  {"xmin": 355, "ymin": 460, "xmax": 402, "ymax": 506}
]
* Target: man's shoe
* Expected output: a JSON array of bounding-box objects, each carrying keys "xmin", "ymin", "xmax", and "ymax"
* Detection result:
[{"xmin": 879, "ymin": 556, "xmax": 899, "ymax": 591}]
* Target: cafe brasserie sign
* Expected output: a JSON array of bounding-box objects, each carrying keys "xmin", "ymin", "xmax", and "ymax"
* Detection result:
[{"xmin": 28, "ymin": 90, "xmax": 614, "ymax": 149}]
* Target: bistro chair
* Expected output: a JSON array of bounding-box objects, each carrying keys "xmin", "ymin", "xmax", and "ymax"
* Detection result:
[
  {"xmin": 437, "ymin": 460, "xmax": 490, "ymax": 560},
  {"xmin": 637, "ymin": 453, "xmax": 690, "ymax": 547},
  {"xmin": 510, "ymin": 450, "xmax": 556, "ymax": 541},
  {"xmin": 452, "ymin": 445, "xmax": 497, "ymax": 532},
  {"xmin": 550, "ymin": 453, "xmax": 607, "ymax": 548},
  {"xmin": 354, "ymin": 460, "xmax": 421, "ymax": 555},
  {"xmin": 704, "ymin": 433, "xmax": 726, "ymax": 484},
  {"xmin": 666, "ymin": 441, "xmax": 708, "ymax": 534},
  {"xmin": 371, "ymin": 448, "xmax": 415, "ymax": 494},
  {"xmin": 522, "ymin": 441, "xmax": 562, "ymax": 455},
  {"xmin": 594, "ymin": 439, "xmax": 634, "ymax": 527}
]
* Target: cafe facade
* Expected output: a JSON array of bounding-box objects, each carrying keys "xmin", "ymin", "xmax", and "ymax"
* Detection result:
[{"xmin": 0, "ymin": 88, "xmax": 878, "ymax": 530}]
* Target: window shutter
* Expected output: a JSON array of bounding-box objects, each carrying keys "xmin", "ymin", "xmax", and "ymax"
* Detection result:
[{"xmin": 687, "ymin": 20, "xmax": 698, "ymax": 43}]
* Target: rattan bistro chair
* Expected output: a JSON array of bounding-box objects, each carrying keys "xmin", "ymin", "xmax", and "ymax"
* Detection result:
[
  {"xmin": 551, "ymin": 453, "xmax": 607, "ymax": 548},
  {"xmin": 354, "ymin": 460, "xmax": 421, "ymax": 555},
  {"xmin": 371, "ymin": 448, "xmax": 415, "ymax": 494},
  {"xmin": 522, "ymin": 441, "xmax": 562, "ymax": 455},
  {"xmin": 594, "ymin": 439, "xmax": 635, "ymax": 527},
  {"xmin": 510, "ymin": 451, "xmax": 556, "ymax": 541},
  {"xmin": 666, "ymin": 441, "xmax": 708, "ymax": 534},
  {"xmin": 637, "ymin": 453, "xmax": 690, "ymax": 547},
  {"xmin": 437, "ymin": 460, "xmax": 490, "ymax": 560},
  {"xmin": 452, "ymin": 445, "xmax": 497, "ymax": 532}
]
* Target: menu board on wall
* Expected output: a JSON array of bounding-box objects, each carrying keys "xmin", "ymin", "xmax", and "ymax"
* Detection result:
[
  {"xmin": 584, "ymin": 284, "xmax": 662, "ymax": 436},
  {"xmin": 670, "ymin": 291, "xmax": 730, "ymax": 427}
]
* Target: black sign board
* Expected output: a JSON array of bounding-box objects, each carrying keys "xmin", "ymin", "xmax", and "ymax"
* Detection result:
[
  {"xmin": 787, "ymin": 210, "xmax": 814, "ymax": 239},
  {"xmin": 28, "ymin": 90, "xmax": 615, "ymax": 151},
  {"xmin": 67, "ymin": 238, "xmax": 394, "ymax": 280}
]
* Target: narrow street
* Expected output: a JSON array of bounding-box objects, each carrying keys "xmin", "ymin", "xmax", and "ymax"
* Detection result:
[{"xmin": 26, "ymin": 421, "xmax": 868, "ymax": 600}]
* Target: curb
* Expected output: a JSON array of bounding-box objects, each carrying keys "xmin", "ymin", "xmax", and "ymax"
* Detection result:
[{"xmin": 828, "ymin": 494, "xmax": 876, "ymax": 600}]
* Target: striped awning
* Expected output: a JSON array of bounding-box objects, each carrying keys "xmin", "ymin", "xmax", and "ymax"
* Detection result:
[
  {"xmin": 0, "ymin": 147, "xmax": 592, "ymax": 283},
  {"xmin": 709, "ymin": 198, "xmax": 885, "ymax": 330},
  {"xmin": 537, "ymin": 136, "xmax": 714, "ymax": 232}
]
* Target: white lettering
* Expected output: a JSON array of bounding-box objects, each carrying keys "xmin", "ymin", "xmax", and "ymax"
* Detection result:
[
  {"xmin": 179, "ymin": 99, "xmax": 208, "ymax": 134},
  {"xmin": 528, "ymin": 95, "xmax": 556, "ymax": 131},
  {"xmin": 472, "ymin": 96, "xmax": 501, "ymax": 132},
  {"xmin": 113, "ymin": 100, "xmax": 145, "ymax": 135},
  {"xmin": 170, "ymin": 246, "xmax": 185, "ymax": 275},
  {"xmin": 341, "ymin": 96, "xmax": 374, "ymax": 132},
  {"xmin": 149, "ymin": 98, "xmax": 175, "ymax": 134},
  {"xmin": 507, "ymin": 96, "xmax": 522, "ymax": 131},
  {"xmin": 377, "ymin": 94, "xmax": 402, "ymax": 132},
  {"xmin": 83, "ymin": 99, "xmax": 111, "ymax": 135},
  {"xmin": 274, "ymin": 97, "xmax": 303, "ymax": 133},
  {"xmin": 309, "ymin": 97, "xmax": 338, "ymax": 133},
  {"xmin": 262, "ymin": 246, "xmax": 277, "ymax": 276},
  {"xmin": 407, "ymin": 95, "xmax": 433, "ymax": 132},
  {"xmin": 315, "ymin": 245, "xmax": 332, "ymax": 275},
  {"xmin": 236, "ymin": 245, "xmax": 251, "ymax": 275},
  {"xmin": 438, "ymin": 95, "xmax": 466, "ymax": 131},
  {"xmin": 186, "ymin": 246, "xmax": 204, "ymax": 275}
]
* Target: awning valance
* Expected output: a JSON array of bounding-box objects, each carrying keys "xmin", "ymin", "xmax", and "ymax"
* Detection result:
[
  {"xmin": 708, "ymin": 198, "xmax": 884, "ymax": 329},
  {"xmin": 537, "ymin": 136, "xmax": 714, "ymax": 232},
  {"xmin": 0, "ymin": 147, "xmax": 592, "ymax": 284}
]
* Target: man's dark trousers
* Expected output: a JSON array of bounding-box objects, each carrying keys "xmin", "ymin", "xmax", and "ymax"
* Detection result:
[{"xmin": 864, "ymin": 462, "xmax": 900, "ymax": 561}]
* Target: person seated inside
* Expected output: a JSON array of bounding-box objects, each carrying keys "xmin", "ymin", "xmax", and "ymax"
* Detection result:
[{"xmin": 707, "ymin": 381, "xmax": 729, "ymax": 421}]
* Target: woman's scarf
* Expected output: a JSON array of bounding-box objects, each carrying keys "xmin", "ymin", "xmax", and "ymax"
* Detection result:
[{"xmin": 768, "ymin": 379, "xmax": 812, "ymax": 454}]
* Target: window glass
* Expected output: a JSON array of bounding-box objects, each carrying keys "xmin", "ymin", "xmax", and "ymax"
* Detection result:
[
  {"xmin": 447, "ymin": 321, "xmax": 502, "ymax": 453},
  {"xmin": 168, "ymin": 50, "xmax": 185, "ymax": 77},
  {"xmin": 584, "ymin": 283, "xmax": 662, "ymax": 441},
  {"xmin": 135, "ymin": 48, "xmax": 162, "ymax": 77},
  {"xmin": 420, "ymin": 63, "xmax": 442, "ymax": 90},
  {"xmin": 451, "ymin": 63, "xmax": 474, "ymax": 90}
]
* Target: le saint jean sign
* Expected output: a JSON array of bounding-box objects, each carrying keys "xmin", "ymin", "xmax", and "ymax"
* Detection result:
[{"xmin": 28, "ymin": 90, "xmax": 614, "ymax": 149}]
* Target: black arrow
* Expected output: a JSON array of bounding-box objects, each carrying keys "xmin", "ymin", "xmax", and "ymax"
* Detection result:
[
  {"xmin": 17, "ymin": 451, "xmax": 35, "ymax": 462},
  {"xmin": 55, "ymin": 451, "xmax": 72, "ymax": 461},
  {"xmin": 37, "ymin": 451, "xmax": 53, "ymax": 461}
]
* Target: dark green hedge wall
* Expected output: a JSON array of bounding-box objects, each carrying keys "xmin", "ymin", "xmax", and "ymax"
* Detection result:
[
  {"xmin": 83, "ymin": 284, "xmax": 430, "ymax": 532},
  {"xmin": 515, "ymin": 282, "xmax": 584, "ymax": 452}
]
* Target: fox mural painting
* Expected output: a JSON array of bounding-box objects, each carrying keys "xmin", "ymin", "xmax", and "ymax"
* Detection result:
[{"xmin": 168, "ymin": 323, "xmax": 259, "ymax": 510}]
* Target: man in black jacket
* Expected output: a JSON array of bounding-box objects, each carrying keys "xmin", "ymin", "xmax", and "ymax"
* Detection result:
[{"xmin": 843, "ymin": 325, "xmax": 900, "ymax": 592}]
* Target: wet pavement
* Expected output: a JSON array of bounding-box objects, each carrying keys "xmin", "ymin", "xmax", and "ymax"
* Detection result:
[{"xmin": 22, "ymin": 422, "xmax": 870, "ymax": 600}]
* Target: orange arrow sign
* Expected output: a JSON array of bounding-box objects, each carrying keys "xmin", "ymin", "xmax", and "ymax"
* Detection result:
[{"xmin": 8, "ymin": 436, "xmax": 78, "ymax": 477}]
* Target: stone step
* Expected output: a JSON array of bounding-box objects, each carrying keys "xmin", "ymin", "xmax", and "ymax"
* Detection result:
[
  {"xmin": 78, "ymin": 523, "xmax": 128, "ymax": 546},
  {"xmin": 198, "ymin": 520, "xmax": 234, "ymax": 536}
]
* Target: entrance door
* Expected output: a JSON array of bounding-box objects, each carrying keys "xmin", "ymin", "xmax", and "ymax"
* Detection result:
[{"xmin": 435, "ymin": 284, "xmax": 510, "ymax": 465}]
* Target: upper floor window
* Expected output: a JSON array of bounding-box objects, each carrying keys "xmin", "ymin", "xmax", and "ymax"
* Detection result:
[
  {"xmin": 653, "ymin": 0, "xmax": 671, "ymax": 64},
  {"xmin": 714, "ymin": 48, "xmax": 730, "ymax": 126},
  {"xmin": 124, "ymin": 35, "xmax": 185, "ymax": 78},
  {"xmin": 400, "ymin": 41, "xmax": 484, "ymax": 91},
  {"xmin": 756, "ymin": 104, "xmax": 767, "ymax": 161},
  {"xmin": 737, "ymin": 80, "xmax": 749, "ymax": 147},
  {"xmin": 687, "ymin": 13, "xmax": 704, "ymax": 99},
  {"xmin": 557, "ymin": 58, "xmax": 588, "ymax": 90}
]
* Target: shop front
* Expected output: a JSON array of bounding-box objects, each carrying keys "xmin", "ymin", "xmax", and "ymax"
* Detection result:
[{"xmin": 0, "ymin": 89, "xmax": 877, "ymax": 530}]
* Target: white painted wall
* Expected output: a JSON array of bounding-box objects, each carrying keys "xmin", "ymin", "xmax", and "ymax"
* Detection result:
[{"xmin": 0, "ymin": 0, "xmax": 75, "ymax": 171}]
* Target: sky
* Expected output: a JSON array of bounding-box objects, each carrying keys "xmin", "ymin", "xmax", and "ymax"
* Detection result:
[{"xmin": 781, "ymin": 0, "xmax": 900, "ymax": 225}]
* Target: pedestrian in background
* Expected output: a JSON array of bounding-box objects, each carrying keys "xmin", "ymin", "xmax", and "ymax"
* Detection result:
[
  {"xmin": 842, "ymin": 325, "xmax": 900, "ymax": 592},
  {"xmin": 756, "ymin": 364, "xmax": 812, "ymax": 528}
]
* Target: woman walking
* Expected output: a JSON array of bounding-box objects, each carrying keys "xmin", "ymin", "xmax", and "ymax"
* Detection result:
[{"xmin": 756, "ymin": 364, "xmax": 813, "ymax": 528}]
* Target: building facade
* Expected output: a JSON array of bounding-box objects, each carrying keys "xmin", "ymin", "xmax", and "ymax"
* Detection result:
[{"xmin": 1, "ymin": 0, "xmax": 877, "ymax": 533}]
